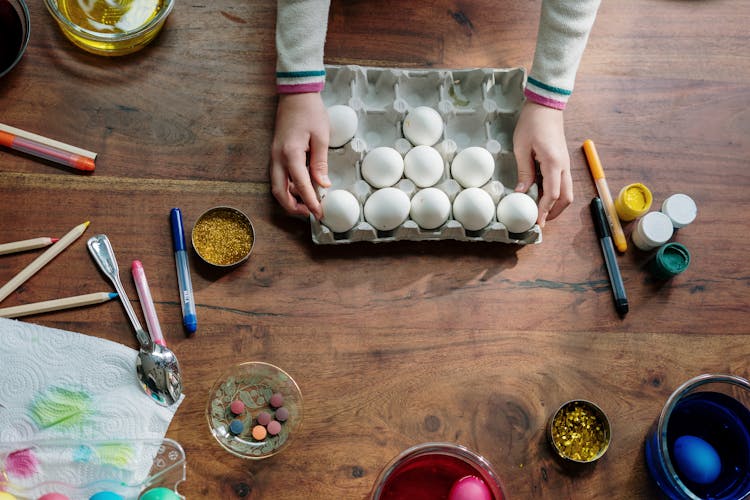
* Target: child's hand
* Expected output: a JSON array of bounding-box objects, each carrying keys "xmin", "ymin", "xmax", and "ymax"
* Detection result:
[
  {"xmin": 271, "ymin": 93, "xmax": 331, "ymax": 219},
  {"xmin": 512, "ymin": 101, "xmax": 573, "ymax": 227}
]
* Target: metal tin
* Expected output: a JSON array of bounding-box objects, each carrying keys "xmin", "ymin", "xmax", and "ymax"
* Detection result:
[
  {"xmin": 548, "ymin": 399, "xmax": 611, "ymax": 464},
  {"xmin": 191, "ymin": 206, "xmax": 255, "ymax": 268}
]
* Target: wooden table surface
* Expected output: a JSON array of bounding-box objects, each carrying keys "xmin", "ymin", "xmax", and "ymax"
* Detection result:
[{"xmin": 1, "ymin": 0, "xmax": 749, "ymax": 498}]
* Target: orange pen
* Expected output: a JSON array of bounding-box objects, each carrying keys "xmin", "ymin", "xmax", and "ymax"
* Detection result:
[
  {"xmin": 583, "ymin": 139, "xmax": 627, "ymax": 253},
  {"xmin": 0, "ymin": 123, "xmax": 96, "ymax": 172}
]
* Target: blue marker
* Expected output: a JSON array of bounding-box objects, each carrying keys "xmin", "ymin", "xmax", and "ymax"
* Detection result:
[{"xmin": 170, "ymin": 208, "xmax": 197, "ymax": 334}]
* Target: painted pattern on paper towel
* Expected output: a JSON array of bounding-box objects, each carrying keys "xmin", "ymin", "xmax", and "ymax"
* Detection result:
[{"xmin": 0, "ymin": 317, "xmax": 183, "ymax": 497}]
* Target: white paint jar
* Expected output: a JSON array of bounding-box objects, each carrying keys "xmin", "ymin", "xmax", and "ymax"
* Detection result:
[
  {"xmin": 661, "ymin": 194, "xmax": 697, "ymax": 229},
  {"xmin": 632, "ymin": 211, "xmax": 674, "ymax": 251}
]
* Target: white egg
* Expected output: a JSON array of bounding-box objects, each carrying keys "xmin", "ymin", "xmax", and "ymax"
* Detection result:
[
  {"xmin": 404, "ymin": 145, "xmax": 444, "ymax": 188},
  {"xmin": 327, "ymin": 105, "xmax": 358, "ymax": 148},
  {"xmin": 364, "ymin": 187, "xmax": 411, "ymax": 231},
  {"xmin": 450, "ymin": 146, "xmax": 495, "ymax": 188},
  {"xmin": 453, "ymin": 188, "xmax": 495, "ymax": 231},
  {"xmin": 402, "ymin": 106, "xmax": 443, "ymax": 146},
  {"xmin": 361, "ymin": 147, "xmax": 404, "ymax": 188},
  {"xmin": 496, "ymin": 192, "xmax": 538, "ymax": 233},
  {"xmin": 321, "ymin": 189, "xmax": 361, "ymax": 233},
  {"xmin": 410, "ymin": 188, "xmax": 451, "ymax": 230}
]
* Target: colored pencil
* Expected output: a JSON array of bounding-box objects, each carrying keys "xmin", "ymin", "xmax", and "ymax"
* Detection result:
[
  {"xmin": 0, "ymin": 292, "xmax": 118, "ymax": 318},
  {"xmin": 132, "ymin": 260, "xmax": 167, "ymax": 346},
  {"xmin": 0, "ymin": 221, "xmax": 91, "ymax": 304},
  {"xmin": 0, "ymin": 123, "xmax": 97, "ymax": 172},
  {"xmin": 0, "ymin": 237, "xmax": 59, "ymax": 256}
]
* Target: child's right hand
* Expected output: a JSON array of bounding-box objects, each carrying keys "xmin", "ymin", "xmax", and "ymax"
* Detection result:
[{"xmin": 270, "ymin": 93, "xmax": 332, "ymax": 219}]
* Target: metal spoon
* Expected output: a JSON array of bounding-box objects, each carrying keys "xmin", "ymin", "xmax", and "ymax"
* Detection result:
[{"xmin": 87, "ymin": 234, "xmax": 183, "ymax": 406}]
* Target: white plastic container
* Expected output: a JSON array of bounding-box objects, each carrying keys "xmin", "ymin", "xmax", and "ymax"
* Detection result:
[
  {"xmin": 661, "ymin": 193, "xmax": 697, "ymax": 229},
  {"xmin": 632, "ymin": 211, "xmax": 674, "ymax": 251}
]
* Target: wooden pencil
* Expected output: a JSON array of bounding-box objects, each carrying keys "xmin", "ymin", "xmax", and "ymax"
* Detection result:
[
  {"xmin": 0, "ymin": 221, "xmax": 90, "ymax": 304},
  {"xmin": 0, "ymin": 292, "xmax": 118, "ymax": 318},
  {"xmin": 0, "ymin": 236, "xmax": 59, "ymax": 256}
]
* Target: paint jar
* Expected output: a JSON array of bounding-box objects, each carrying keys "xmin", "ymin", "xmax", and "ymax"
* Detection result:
[
  {"xmin": 548, "ymin": 400, "xmax": 611, "ymax": 465},
  {"xmin": 647, "ymin": 243, "xmax": 691, "ymax": 280},
  {"xmin": 632, "ymin": 211, "xmax": 674, "ymax": 251},
  {"xmin": 615, "ymin": 183, "xmax": 653, "ymax": 221},
  {"xmin": 644, "ymin": 374, "xmax": 750, "ymax": 500},
  {"xmin": 370, "ymin": 443, "xmax": 507, "ymax": 500},
  {"xmin": 661, "ymin": 194, "xmax": 697, "ymax": 229}
]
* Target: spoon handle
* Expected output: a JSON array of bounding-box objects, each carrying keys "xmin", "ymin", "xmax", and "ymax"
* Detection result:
[{"xmin": 87, "ymin": 234, "xmax": 152, "ymax": 349}]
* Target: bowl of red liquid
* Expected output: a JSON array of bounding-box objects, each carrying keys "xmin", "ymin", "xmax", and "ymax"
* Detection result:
[
  {"xmin": 370, "ymin": 442, "xmax": 507, "ymax": 500},
  {"xmin": 0, "ymin": 0, "xmax": 29, "ymax": 78}
]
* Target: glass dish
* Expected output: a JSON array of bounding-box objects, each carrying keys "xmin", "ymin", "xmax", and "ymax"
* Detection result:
[
  {"xmin": 206, "ymin": 361, "xmax": 303, "ymax": 459},
  {"xmin": 0, "ymin": 0, "xmax": 30, "ymax": 78},
  {"xmin": 43, "ymin": 0, "xmax": 174, "ymax": 56}
]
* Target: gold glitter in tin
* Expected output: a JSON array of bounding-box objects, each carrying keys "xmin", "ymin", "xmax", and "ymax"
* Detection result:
[
  {"xmin": 193, "ymin": 208, "xmax": 254, "ymax": 266},
  {"xmin": 551, "ymin": 401, "xmax": 609, "ymax": 462}
]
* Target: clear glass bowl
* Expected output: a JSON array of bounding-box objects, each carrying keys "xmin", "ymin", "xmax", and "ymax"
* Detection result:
[
  {"xmin": 206, "ymin": 361, "xmax": 303, "ymax": 459},
  {"xmin": 43, "ymin": 0, "xmax": 174, "ymax": 56}
]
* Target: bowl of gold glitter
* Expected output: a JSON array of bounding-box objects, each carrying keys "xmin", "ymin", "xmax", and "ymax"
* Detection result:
[
  {"xmin": 43, "ymin": 0, "xmax": 174, "ymax": 56},
  {"xmin": 192, "ymin": 206, "xmax": 255, "ymax": 268},
  {"xmin": 548, "ymin": 399, "xmax": 611, "ymax": 464}
]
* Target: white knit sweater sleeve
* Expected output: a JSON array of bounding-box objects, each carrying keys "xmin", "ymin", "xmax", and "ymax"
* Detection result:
[
  {"xmin": 276, "ymin": 0, "xmax": 331, "ymax": 94},
  {"xmin": 526, "ymin": 0, "xmax": 601, "ymax": 109}
]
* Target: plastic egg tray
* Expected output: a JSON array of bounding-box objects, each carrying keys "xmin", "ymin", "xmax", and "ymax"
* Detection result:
[
  {"xmin": 312, "ymin": 64, "xmax": 542, "ymax": 245},
  {"xmin": 0, "ymin": 438, "xmax": 185, "ymax": 499}
]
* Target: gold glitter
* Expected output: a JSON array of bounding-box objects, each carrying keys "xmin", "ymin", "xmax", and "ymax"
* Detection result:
[
  {"xmin": 193, "ymin": 208, "xmax": 253, "ymax": 266},
  {"xmin": 551, "ymin": 401, "xmax": 609, "ymax": 462}
]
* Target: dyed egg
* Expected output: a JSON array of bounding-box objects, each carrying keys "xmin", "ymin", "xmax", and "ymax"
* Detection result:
[
  {"xmin": 328, "ymin": 105, "xmax": 358, "ymax": 148},
  {"xmin": 364, "ymin": 188, "xmax": 411, "ymax": 231},
  {"xmin": 673, "ymin": 435, "xmax": 722, "ymax": 485},
  {"xmin": 404, "ymin": 145, "xmax": 444, "ymax": 188},
  {"xmin": 0, "ymin": 493, "xmax": 18, "ymax": 500},
  {"xmin": 139, "ymin": 487, "xmax": 182, "ymax": 500},
  {"xmin": 496, "ymin": 192, "xmax": 538, "ymax": 233},
  {"xmin": 410, "ymin": 188, "xmax": 451, "ymax": 230},
  {"xmin": 448, "ymin": 475, "xmax": 492, "ymax": 500},
  {"xmin": 38, "ymin": 495, "xmax": 70, "ymax": 500},
  {"xmin": 450, "ymin": 147, "xmax": 495, "ymax": 188},
  {"xmin": 402, "ymin": 106, "xmax": 443, "ymax": 146},
  {"xmin": 321, "ymin": 189, "xmax": 361, "ymax": 233},
  {"xmin": 361, "ymin": 147, "xmax": 404, "ymax": 188},
  {"xmin": 453, "ymin": 188, "xmax": 495, "ymax": 231},
  {"xmin": 89, "ymin": 492, "xmax": 124, "ymax": 500}
]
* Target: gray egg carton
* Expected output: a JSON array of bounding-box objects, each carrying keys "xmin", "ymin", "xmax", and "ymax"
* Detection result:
[{"xmin": 312, "ymin": 64, "xmax": 542, "ymax": 245}]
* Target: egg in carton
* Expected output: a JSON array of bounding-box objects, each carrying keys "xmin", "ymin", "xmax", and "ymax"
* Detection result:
[{"xmin": 311, "ymin": 64, "xmax": 542, "ymax": 245}]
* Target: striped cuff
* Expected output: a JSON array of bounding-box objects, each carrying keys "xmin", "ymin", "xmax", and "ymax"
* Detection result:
[
  {"xmin": 524, "ymin": 76, "xmax": 571, "ymax": 110},
  {"xmin": 276, "ymin": 70, "xmax": 326, "ymax": 94}
]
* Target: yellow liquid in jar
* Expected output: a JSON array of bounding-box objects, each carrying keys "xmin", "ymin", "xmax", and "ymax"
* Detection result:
[{"xmin": 56, "ymin": 0, "xmax": 166, "ymax": 55}]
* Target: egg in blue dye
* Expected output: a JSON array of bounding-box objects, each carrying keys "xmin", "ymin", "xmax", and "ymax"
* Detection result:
[
  {"xmin": 139, "ymin": 487, "xmax": 182, "ymax": 500},
  {"xmin": 673, "ymin": 435, "xmax": 722, "ymax": 485}
]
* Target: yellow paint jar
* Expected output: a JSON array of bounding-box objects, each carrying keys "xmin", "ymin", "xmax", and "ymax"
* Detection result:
[{"xmin": 615, "ymin": 183, "xmax": 653, "ymax": 221}]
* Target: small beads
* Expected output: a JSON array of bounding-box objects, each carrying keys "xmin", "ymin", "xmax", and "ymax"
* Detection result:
[
  {"xmin": 270, "ymin": 393, "xmax": 284, "ymax": 408},
  {"xmin": 257, "ymin": 411, "xmax": 272, "ymax": 426},
  {"xmin": 225, "ymin": 390, "xmax": 290, "ymax": 442},
  {"xmin": 267, "ymin": 420, "xmax": 282, "ymax": 436},
  {"xmin": 252, "ymin": 425, "xmax": 267, "ymax": 440},
  {"xmin": 230, "ymin": 400, "xmax": 245, "ymax": 415},
  {"xmin": 275, "ymin": 407, "xmax": 289, "ymax": 422},
  {"xmin": 229, "ymin": 419, "xmax": 244, "ymax": 435}
]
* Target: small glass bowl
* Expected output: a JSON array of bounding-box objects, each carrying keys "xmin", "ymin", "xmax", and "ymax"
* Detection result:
[
  {"xmin": 43, "ymin": 0, "xmax": 174, "ymax": 56},
  {"xmin": 206, "ymin": 361, "xmax": 303, "ymax": 459},
  {"xmin": 548, "ymin": 399, "xmax": 611, "ymax": 464},
  {"xmin": 0, "ymin": 0, "xmax": 30, "ymax": 78},
  {"xmin": 191, "ymin": 206, "xmax": 255, "ymax": 268}
]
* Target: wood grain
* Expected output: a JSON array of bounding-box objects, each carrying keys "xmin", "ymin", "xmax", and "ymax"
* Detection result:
[{"xmin": 1, "ymin": 0, "xmax": 749, "ymax": 498}]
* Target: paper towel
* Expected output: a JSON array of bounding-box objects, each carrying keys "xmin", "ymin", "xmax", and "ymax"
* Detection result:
[{"xmin": 0, "ymin": 317, "xmax": 185, "ymax": 499}]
